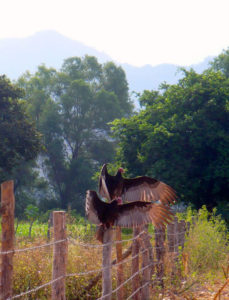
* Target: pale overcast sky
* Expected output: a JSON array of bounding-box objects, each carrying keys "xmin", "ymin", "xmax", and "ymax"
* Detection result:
[{"xmin": 1, "ymin": 0, "xmax": 229, "ymax": 66}]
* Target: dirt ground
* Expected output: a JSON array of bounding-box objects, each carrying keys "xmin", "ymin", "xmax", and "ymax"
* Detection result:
[{"xmin": 162, "ymin": 279, "xmax": 229, "ymax": 299}]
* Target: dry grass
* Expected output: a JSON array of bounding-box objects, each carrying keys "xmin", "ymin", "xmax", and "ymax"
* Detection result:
[{"xmin": 5, "ymin": 207, "xmax": 229, "ymax": 299}]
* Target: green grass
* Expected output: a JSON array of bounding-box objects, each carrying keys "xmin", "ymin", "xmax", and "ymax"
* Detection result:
[{"xmin": 15, "ymin": 221, "xmax": 48, "ymax": 238}]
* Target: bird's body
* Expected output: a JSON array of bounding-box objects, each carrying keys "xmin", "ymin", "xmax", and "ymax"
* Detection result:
[
  {"xmin": 99, "ymin": 164, "xmax": 177, "ymax": 205},
  {"xmin": 85, "ymin": 190, "xmax": 174, "ymax": 242}
]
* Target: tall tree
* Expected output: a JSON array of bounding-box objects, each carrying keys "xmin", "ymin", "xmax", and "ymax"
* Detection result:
[
  {"xmin": 0, "ymin": 75, "xmax": 42, "ymax": 182},
  {"xmin": 18, "ymin": 56, "xmax": 133, "ymax": 212},
  {"xmin": 111, "ymin": 69, "xmax": 229, "ymax": 215},
  {"xmin": 211, "ymin": 47, "xmax": 229, "ymax": 78}
]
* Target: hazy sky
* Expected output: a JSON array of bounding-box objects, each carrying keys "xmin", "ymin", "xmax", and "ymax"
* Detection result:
[{"xmin": 1, "ymin": 0, "xmax": 229, "ymax": 66}]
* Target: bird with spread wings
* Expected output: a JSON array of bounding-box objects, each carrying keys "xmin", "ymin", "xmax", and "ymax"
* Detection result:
[
  {"xmin": 99, "ymin": 163, "xmax": 177, "ymax": 205},
  {"xmin": 85, "ymin": 190, "xmax": 174, "ymax": 242}
]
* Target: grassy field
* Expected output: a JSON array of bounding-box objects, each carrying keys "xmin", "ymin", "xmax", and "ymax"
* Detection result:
[{"xmin": 1, "ymin": 207, "xmax": 229, "ymax": 299}]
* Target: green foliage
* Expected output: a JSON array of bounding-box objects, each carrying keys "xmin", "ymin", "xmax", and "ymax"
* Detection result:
[
  {"xmin": 183, "ymin": 206, "xmax": 229, "ymax": 277},
  {"xmin": 24, "ymin": 205, "xmax": 40, "ymax": 238},
  {"xmin": 111, "ymin": 69, "xmax": 229, "ymax": 211},
  {"xmin": 211, "ymin": 47, "xmax": 229, "ymax": 77},
  {"xmin": 15, "ymin": 221, "xmax": 48, "ymax": 238},
  {"xmin": 25, "ymin": 204, "xmax": 40, "ymax": 222},
  {"xmin": 0, "ymin": 75, "xmax": 42, "ymax": 182},
  {"xmin": 17, "ymin": 56, "xmax": 133, "ymax": 213}
]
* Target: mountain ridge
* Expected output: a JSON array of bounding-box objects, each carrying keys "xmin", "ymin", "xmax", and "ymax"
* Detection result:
[{"xmin": 0, "ymin": 30, "xmax": 214, "ymax": 92}]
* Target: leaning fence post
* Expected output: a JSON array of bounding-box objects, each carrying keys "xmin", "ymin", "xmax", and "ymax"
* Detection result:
[
  {"xmin": 0, "ymin": 180, "xmax": 15, "ymax": 300},
  {"xmin": 102, "ymin": 227, "xmax": 113, "ymax": 300},
  {"xmin": 116, "ymin": 227, "xmax": 124, "ymax": 300},
  {"xmin": 52, "ymin": 211, "xmax": 67, "ymax": 300},
  {"xmin": 132, "ymin": 227, "xmax": 141, "ymax": 300}
]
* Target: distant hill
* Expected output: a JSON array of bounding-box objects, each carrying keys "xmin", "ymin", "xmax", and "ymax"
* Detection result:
[
  {"xmin": 0, "ymin": 30, "xmax": 214, "ymax": 93},
  {"xmin": 124, "ymin": 57, "xmax": 213, "ymax": 93}
]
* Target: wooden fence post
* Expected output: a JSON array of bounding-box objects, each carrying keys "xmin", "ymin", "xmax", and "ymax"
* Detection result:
[
  {"xmin": 167, "ymin": 219, "xmax": 176, "ymax": 253},
  {"xmin": 116, "ymin": 227, "xmax": 124, "ymax": 300},
  {"xmin": 167, "ymin": 216, "xmax": 178, "ymax": 278},
  {"xmin": 0, "ymin": 180, "xmax": 15, "ymax": 300},
  {"xmin": 132, "ymin": 227, "xmax": 141, "ymax": 300},
  {"xmin": 141, "ymin": 225, "xmax": 150, "ymax": 300},
  {"xmin": 52, "ymin": 211, "xmax": 67, "ymax": 300},
  {"xmin": 155, "ymin": 227, "xmax": 165, "ymax": 287},
  {"xmin": 177, "ymin": 220, "xmax": 186, "ymax": 250},
  {"xmin": 102, "ymin": 227, "xmax": 113, "ymax": 300}
]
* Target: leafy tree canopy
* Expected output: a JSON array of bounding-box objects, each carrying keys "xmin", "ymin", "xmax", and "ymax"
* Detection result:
[
  {"xmin": 18, "ymin": 56, "xmax": 133, "ymax": 212},
  {"xmin": 0, "ymin": 75, "xmax": 42, "ymax": 182},
  {"xmin": 111, "ymin": 69, "xmax": 229, "ymax": 215},
  {"xmin": 211, "ymin": 47, "xmax": 229, "ymax": 78}
]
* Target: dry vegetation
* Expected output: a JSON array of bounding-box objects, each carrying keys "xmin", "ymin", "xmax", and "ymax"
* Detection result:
[{"xmin": 2, "ymin": 207, "xmax": 229, "ymax": 299}]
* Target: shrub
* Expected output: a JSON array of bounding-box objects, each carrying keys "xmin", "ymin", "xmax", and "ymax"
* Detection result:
[{"xmin": 183, "ymin": 206, "xmax": 229, "ymax": 277}]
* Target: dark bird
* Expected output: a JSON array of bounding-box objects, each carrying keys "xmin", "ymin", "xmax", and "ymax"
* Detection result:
[
  {"xmin": 85, "ymin": 190, "xmax": 174, "ymax": 242},
  {"xmin": 99, "ymin": 164, "xmax": 177, "ymax": 205}
]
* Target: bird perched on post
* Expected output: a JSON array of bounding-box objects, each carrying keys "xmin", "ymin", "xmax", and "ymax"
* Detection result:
[
  {"xmin": 85, "ymin": 190, "xmax": 174, "ymax": 242},
  {"xmin": 99, "ymin": 163, "xmax": 177, "ymax": 205}
]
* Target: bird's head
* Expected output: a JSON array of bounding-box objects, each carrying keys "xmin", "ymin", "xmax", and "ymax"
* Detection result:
[
  {"xmin": 118, "ymin": 167, "xmax": 125, "ymax": 174},
  {"xmin": 116, "ymin": 197, "xmax": 123, "ymax": 205}
]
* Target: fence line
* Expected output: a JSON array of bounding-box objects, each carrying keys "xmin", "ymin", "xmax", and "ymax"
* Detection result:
[
  {"xmin": 67, "ymin": 247, "xmax": 149, "ymax": 278},
  {"xmin": 7, "ymin": 276, "xmax": 64, "ymax": 300},
  {"xmin": 69, "ymin": 230, "xmax": 146, "ymax": 247},
  {"xmin": 97, "ymin": 262, "xmax": 154, "ymax": 300},
  {"xmin": 126, "ymin": 282, "xmax": 149, "ymax": 300},
  {"xmin": 0, "ymin": 239, "xmax": 68, "ymax": 255},
  {"xmin": 5, "ymin": 238, "xmax": 185, "ymax": 299},
  {"xmin": 3, "ymin": 233, "xmax": 187, "ymax": 299},
  {"xmin": 6, "ymin": 245, "xmax": 149, "ymax": 300},
  {"xmin": 2, "ymin": 235, "xmax": 185, "ymax": 300},
  {"xmin": 0, "ymin": 229, "xmax": 187, "ymax": 256},
  {"xmin": 1, "ymin": 180, "xmax": 190, "ymax": 300},
  {"xmin": 0, "ymin": 230, "xmax": 187, "ymax": 256}
]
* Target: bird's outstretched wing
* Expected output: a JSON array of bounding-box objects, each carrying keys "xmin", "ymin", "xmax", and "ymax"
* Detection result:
[
  {"xmin": 99, "ymin": 164, "xmax": 111, "ymax": 201},
  {"xmin": 122, "ymin": 176, "xmax": 177, "ymax": 205},
  {"xmin": 114, "ymin": 201, "xmax": 174, "ymax": 228},
  {"xmin": 85, "ymin": 190, "xmax": 110, "ymax": 224}
]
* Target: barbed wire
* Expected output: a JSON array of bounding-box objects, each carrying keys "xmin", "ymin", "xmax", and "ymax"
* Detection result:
[
  {"xmin": 2, "ymin": 223, "xmax": 188, "ymax": 300},
  {"xmin": 97, "ymin": 262, "xmax": 154, "ymax": 300},
  {"xmin": 0, "ymin": 230, "xmax": 146, "ymax": 255},
  {"xmin": 126, "ymin": 282, "xmax": 149, "ymax": 300},
  {"xmin": 7, "ymin": 247, "xmax": 151, "ymax": 299},
  {"xmin": 153, "ymin": 230, "xmax": 188, "ymax": 236},
  {"xmin": 66, "ymin": 247, "xmax": 149, "ymax": 278},
  {"xmin": 7, "ymin": 275, "xmax": 64, "ymax": 300},
  {"xmin": 0, "ymin": 239, "xmax": 68, "ymax": 255},
  {"xmin": 4, "ymin": 244, "xmax": 147, "ymax": 299},
  {"xmin": 69, "ymin": 229, "xmax": 146, "ymax": 248},
  {"xmin": 5, "ymin": 238, "xmax": 186, "ymax": 300},
  {"xmin": 0, "ymin": 231, "xmax": 186, "ymax": 256},
  {"xmin": 0, "ymin": 227, "xmax": 188, "ymax": 255}
]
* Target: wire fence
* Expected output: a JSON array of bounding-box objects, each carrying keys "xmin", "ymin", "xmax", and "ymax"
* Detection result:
[
  {"xmin": 1, "ymin": 181, "xmax": 190, "ymax": 300},
  {"xmin": 3, "ymin": 225, "xmax": 188, "ymax": 300}
]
